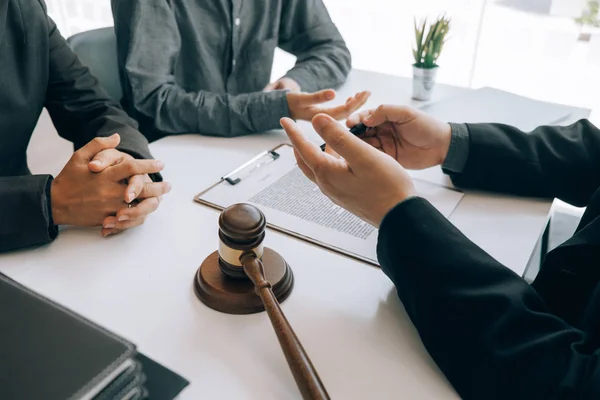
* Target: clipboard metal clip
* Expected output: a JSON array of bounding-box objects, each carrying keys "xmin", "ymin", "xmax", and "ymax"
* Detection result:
[{"xmin": 222, "ymin": 150, "xmax": 280, "ymax": 185}]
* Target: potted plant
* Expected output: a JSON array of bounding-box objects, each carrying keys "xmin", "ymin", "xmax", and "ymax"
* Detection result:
[
  {"xmin": 412, "ymin": 15, "xmax": 451, "ymax": 101},
  {"xmin": 575, "ymin": 0, "xmax": 600, "ymax": 42}
]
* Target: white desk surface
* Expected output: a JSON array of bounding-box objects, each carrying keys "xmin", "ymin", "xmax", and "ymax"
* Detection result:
[{"xmin": 0, "ymin": 69, "xmax": 563, "ymax": 399}]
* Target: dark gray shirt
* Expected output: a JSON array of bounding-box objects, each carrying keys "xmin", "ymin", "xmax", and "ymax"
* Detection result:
[{"xmin": 112, "ymin": 0, "xmax": 351, "ymax": 141}]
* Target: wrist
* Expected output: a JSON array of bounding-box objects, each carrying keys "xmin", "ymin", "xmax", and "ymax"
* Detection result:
[
  {"xmin": 438, "ymin": 123, "xmax": 452, "ymax": 165},
  {"xmin": 377, "ymin": 195, "xmax": 422, "ymax": 230},
  {"xmin": 280, "ymin": 77, "xmax": 301, "ymax": 92},
  {"xmin": 286, "ymin": 93, "xmax": 299, "ymax": 120},
  {"xmin": 372, "ymin": 191, "xmax": 417, "ymax": 228},
  {"xmin": 50, "ymin": 179, "xmax": 67, "ymax": 226}
]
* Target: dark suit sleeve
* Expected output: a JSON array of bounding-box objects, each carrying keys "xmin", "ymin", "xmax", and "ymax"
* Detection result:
[
  {"xmin": 0, "ymin": 175, "xmax": 58, "ymax": 253},
  {"xmin": 43, "ymin": 13, "xmax": 160, "ymax": 181},
  {"xmin": 377, "ymin": 197, "xmax": 600, "ymax": 399},
  {"xmin": 278, "ymin": 0, "xmax": 351, "ymax": 93},
  {"xmin": 448, "ymin": 120, "xmax": 600, "ymax": 207}
]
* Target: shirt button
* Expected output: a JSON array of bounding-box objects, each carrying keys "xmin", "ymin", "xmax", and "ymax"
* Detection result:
[
  {"xmin": 232, "ymin": 59, "xmax": 236, "ymax": 67},
  {"xmin": 235, "ymin": 18, "xmax": 240, "ymax": 26}
]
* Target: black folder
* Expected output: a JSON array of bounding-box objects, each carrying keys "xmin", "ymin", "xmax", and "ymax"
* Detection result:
[{"xmin": 0, "ymin": 273, "xmax": 189, "ymax": 400}]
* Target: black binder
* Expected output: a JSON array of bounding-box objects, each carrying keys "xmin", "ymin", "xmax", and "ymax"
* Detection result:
[{"xmin": 0, "ymin": 273, "xmax": 189, "ymax": 400}]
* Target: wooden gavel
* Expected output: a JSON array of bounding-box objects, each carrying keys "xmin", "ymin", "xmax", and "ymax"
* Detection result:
[{"xmin": 194, "ymin": 204, "xmax": 330, "ymax": 400}]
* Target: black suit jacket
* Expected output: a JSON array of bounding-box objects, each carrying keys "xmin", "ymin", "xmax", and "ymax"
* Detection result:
[
  {"xmin": 378, "ymin": 120, "xmax": 600, "ymax": 399},
  {"xmin": 0, "ymin": 0, "xmax": 158, "ymax": 253}
]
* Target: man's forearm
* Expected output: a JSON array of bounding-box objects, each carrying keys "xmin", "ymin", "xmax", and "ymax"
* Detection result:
[
  {"xmin": 377, "ymin": 197, "xmax": 600, "ymax": 399},
  {"xmin": 446, "ymin": 120, "xmax": 600, "ymax": 206},
  {"xmin": 283, "ymin": 38, "xmax": 351, "ymax": 93},
  {"xmin": 125, "ymin": 78, "xmax": 291, "ymax": 137}
]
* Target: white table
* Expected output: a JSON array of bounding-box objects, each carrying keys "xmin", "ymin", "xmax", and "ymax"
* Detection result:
[{"xmin": 0, "ymin": 70, "xmax": 563, "ymax": 399}]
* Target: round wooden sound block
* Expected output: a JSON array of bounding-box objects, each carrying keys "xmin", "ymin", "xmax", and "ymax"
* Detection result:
[{"xmin": 194, "ymin": 247, "xmax": 294, "ymax": 314}]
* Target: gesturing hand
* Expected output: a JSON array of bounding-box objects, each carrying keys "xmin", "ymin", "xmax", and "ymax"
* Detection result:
[
  {"xmin": 346, "ymin": 105, "xmax": 452, "ymax": 170},
  {"xmin": 50, "ymin": 134, "xmax": 168, "ymax": 235},
  {"xmin": 264, "ymin": 77, "xmax": 301, "ymax": 92},
  {"xmin": 280, "ymin": 114, "xmax": 416, "ymax": 228},
  {"xmin": 87, "ymin": 147, "xmax": 172, "ymax": 236},
  {"xmin": 287, "ymin": 90, "xmax": 370, "ymax": 122}
]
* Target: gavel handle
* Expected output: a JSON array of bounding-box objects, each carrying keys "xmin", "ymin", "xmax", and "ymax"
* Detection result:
[{"xmin": 241, "ymin": 254, "xmax": 330, "ymax": 400}]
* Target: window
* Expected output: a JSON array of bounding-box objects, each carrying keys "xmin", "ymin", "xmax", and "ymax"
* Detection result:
[{"xmin": 47, "ymin": 0, "xmax": 598, "ymax": 113}]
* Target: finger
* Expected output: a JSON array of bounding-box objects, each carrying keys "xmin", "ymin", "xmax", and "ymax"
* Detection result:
[
  {"xmin": 318, "ymin": 91, "xmax": 370, "ymax": 120},
  {"xmin": 263, "ymin": 82, "xmax": 277, "ymax": 92},
  {"xmin": 88, "ymin": 149, "xmax": 127, "ymax": 172},
  {"xmin": 102, "ymin": 227, "xmax": 123, "ymax": 238},
  {"xmin": 76, "ymin": 133, "xmax": 121, "ymax": 161},
  {"xmin": 102, "ymin": 215, "xmax": 118, "ymax": 230},
  {"xmin": 363, "ymin": 104, "xmax": 418, "ymax": 127},
  {"xmin": 282, "ymin": 79, "xmax": 301, "ymax": 92},
  {"xmin": 108, "ymin": 159, "xmax": 165, "ymax": 181},
  {"xmin": 348, "ymin": 91, "xmax": 371, "ymax": 109},
  {"xmin": 324, "ymin": 145, "xmax": 341, "ymax": 159},
  {"xmin": 298, "ymin": 89, "xmax": 336, "ymax": 106},
  {"xmin": 293, "ymin": 148, "xmax": 316, "ymax": 183},
  {"xmin": 116, "ymin": 197, "xmax": 160, "ymax": 222},
  {"xmin": 103, "ymin": 215, "xmax": 146, "ymax": 231},
  {"xmin": 124, "ymin": 174, "xmax": 147, "ymax": 203},
  {"xmin": 346, "ymin": 109, "xmax": 375, "ymax": 128},
  {"xmin": 363, "ymin": 136, "xmax": 385, "ymax": 150},
  {"xmin": 280, "ymin": 117, "xmax": 325, "ymax": 172},
  {"xmin": 137, "ymin": 181, "xmax": 172, "ymax": 200},
  {"xmin": 312, "ymin": 114, "xmax": 375, "ymax": 165}
]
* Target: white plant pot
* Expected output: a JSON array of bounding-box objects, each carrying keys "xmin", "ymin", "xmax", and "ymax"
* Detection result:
[{"xmin": 412, "ymin": 65, "xmax": 439, "ymax": 101}]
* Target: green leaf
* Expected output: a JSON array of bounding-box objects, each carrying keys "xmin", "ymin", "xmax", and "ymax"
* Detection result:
[
  {"xmin": 414, "ymin": 15, "xmax": 451, "ymax": 68},
  {"xmin": 413, "ymin": 19, "xmax": 422, "ymax": 64}
]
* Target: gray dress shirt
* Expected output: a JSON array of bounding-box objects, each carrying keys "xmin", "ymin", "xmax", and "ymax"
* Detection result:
[{"xmin": 112, "ymin": 0, "xmax": 351, "ymax": 142}]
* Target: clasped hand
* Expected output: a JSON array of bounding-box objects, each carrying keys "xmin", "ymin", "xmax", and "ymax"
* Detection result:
[{"xmin": 51, "ymin": 134, "xmax": 171, "ymax": 237}]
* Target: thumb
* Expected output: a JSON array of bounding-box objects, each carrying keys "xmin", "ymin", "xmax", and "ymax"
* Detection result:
[
  {"xmin": 312, "ymin": 114, "xmax": 374, "ymax": 165},
  {"xmin": 299, "ymin": 89, "xmax": 336, "ymax": 106},
  {"xmin": 363, "ymin": 105, "xmax": 417, "ymax": 127},
  {"xmin": 263, "ymin": 82, "xmax": 277, "ymax": 92},
  {"xmin": 76, "ymin": 133, "xmax": 121, "ymax": 161}
]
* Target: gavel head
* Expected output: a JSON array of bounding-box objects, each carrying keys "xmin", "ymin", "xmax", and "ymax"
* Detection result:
[
  {"xmin": 217, "ymin": 203, "xmax": 267, "ymax": 279},
  {"xmin": 194, "ymin": 203, "xmax": 293, "ymax": 314}
]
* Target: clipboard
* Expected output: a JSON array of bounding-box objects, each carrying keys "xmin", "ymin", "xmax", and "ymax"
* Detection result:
[
  {"xmin": 194, "ymin": 144, "xmax": 465, "ymax": 267},
  {"xmin": 194, "ymin": 143, "xmax": 382, "ymax": 266},
  {"xmin": 195, "ymin": 144, "xmax": 286, "ymax": 196}
]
